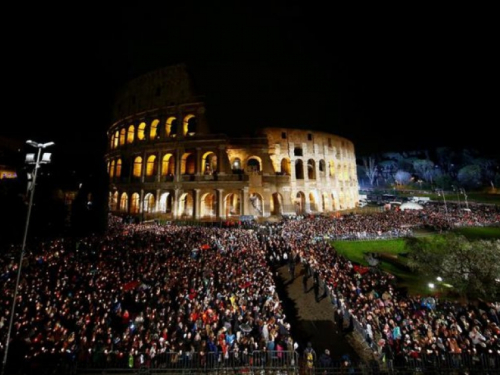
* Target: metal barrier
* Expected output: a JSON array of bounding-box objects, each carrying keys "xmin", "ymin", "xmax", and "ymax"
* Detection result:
[{"xmin": 75, "ymin": 350, "xmax": 300, "ymax": 374}]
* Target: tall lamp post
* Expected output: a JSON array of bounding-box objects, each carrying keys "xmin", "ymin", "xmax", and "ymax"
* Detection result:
[
  {"xmin": 436, "ymin": 188, "xmax": 449, "ymax": 223},
  {"xmin": 1, "ymin": 140, "xmax": 54, "ymax": 375},
  {"xmin": 460, "ymin": 188, "xmax": 469, "ymax": 210}
]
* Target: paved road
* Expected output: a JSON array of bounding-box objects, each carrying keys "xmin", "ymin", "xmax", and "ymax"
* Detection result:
[{"xmin": 273, "ymin": 262, "xmax": 374, "ymax": 364}]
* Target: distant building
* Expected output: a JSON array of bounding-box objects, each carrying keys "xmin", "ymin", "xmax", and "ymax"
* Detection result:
[{"xmin": 105, "ymin": 64, "xmax": 359, "ymax": 220}]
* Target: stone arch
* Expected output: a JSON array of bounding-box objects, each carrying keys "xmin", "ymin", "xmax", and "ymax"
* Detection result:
[
  {"xmin": 295, "ymin": 159, "xmax": 304, "ymax": 179},
  {"xmin": 116, "ymin": 159, "xmax": 122, "ymax": 178},
  {"xmin": 270, "ymin": 192, "xmax": 283, "ymax": 215},
  {"xmin": 309, "ymin": 192, "xmax": 318, "ymax": 212},
  {"xmin": 183, "ymin": 114, "xmax": 196, "ymax": 136},
  {"xmin": 179, "ymin": 192, "xmax": 194, "ymax": 218},
  {"xmin": 231, "ymin": 157, "xmax": 242, "ymax": 171},
  {"xmin": 322, "ymin": 192, "xmax": 329, "ymax": 212},
  {"xmin": 133, "ymin": 156, "xmax": 143, "ymax": 177},
  {"xmin": 159, "ymin": 191, "xmax": 174, "ymax": 213},
  {"xmin": 120, "ymin": 192, "xmax": 129, "ymax": 212},
  {"xmin": 109, "ymin": 191, "xmax": 118, "ymax": 211},
  {"xmin": 146, "ymin": 155, "xmax": 157, "ymax": 177},
  {"xmin": 127, "ymin": 125, "xmax": 135, "ymax": 144},
  {"xmin": 119, "ymin": 128, "xmax": 126, "ymax": 146},
  {"xmin": 319, "ymin": 159, "xmax": 326, "ymax": 174},
  {"xmin": 202, "ymin": 151, "xmax": 217, "ymax": 174},
  {"xmin": 109, "ymin": 159, "xmax": 116, "ymax": 178},
  {"xmin": 130, "ymin": 192, "xmax": 140, "ymax": 214},
  {"xmin": 165, "ymin": 117, "xmax": 177, "ymax": 138},
  {"xmin": 113, "ymin": 130, "xmax": 119, "ymax": 149},
  {"xmin": 246, "ymin": 156, "xmax": 262, "ymax": 173},
  {"xmin": 181, "ymin": 153, "xmax": 196, "ymax": 175},
  {"xmin": 295, "ymin": 191, "xmax": 306, "ymax": 215},
  {"xmin": 224, "ymin": 193, "xmax": 241, "ymax": 217},
  {"xmin": 161, "ymin": 153, "xmax": 175, "ymax": 176},
  {"xmin": 143, "ymin": 193, "xmax": 155, "ymax": 213},
  {"xmin": 329, "ymin": 161, "xmax": 335, "ymax": 178},
  {"xmin": 201, "ymin": 192, "xmax": 217, "ymax": 218},
  {"xmin": 280, "ymin": 158, "xmax": 291, "ymax": 175},
  {"xmin": 137, "ymin": 122, "xmax": 146, "ymax": 140},
  {"xmin": 331, "ymin": 192, "xmax": 339, "ymax": 211},
  {"xmin": 150, "ymin": 119, "xmax": 160, "ymax": 139},
  {"xmin": 307, "ymin": 159, "xmax": 316, "ymax": 180},
  {"xmin": 249, "ymin": 192, "xmax": 264, "ymax": 216}
]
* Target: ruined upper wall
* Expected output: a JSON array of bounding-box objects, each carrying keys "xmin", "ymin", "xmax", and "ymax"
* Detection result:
[
  {"xmin": 259, "ymin": 127, "xmax": 356, "ymax": 158},
  {"xmin": 112, "ymin": 64, "xmax": 202, "ymax": 122}
]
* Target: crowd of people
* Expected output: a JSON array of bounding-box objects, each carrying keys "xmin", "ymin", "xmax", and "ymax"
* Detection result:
[{"xmin": 0, "ymin": 202, "xmax": 499, "ymax": 372}]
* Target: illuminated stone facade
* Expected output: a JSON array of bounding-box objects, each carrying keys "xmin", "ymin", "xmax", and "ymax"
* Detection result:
[{"xmin": 105, "ymin": 65, "xmax": 359, "ymax": 220}]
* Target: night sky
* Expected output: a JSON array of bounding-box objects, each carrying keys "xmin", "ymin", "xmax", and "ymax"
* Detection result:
[{"xmin": 3, "ymin": 3, "xmax": 498, "ymax": 173}]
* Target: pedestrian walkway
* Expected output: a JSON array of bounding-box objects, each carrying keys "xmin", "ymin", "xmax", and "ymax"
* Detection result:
[{"xmin": 275, "ymin": 263, "xmax": 375, "ymax": 365}]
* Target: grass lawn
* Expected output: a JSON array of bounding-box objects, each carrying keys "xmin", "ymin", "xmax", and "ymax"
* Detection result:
[
  {"xmin": 333, "ymin": 239, "xmax": 432, "ymax": 296},
  {"xmin": 333, "ymin": 225, "xmax": 500, "ymax": 298},
  {"xmin": 452, "ymin": 226, "xmax": 500, "ymax": 240}
]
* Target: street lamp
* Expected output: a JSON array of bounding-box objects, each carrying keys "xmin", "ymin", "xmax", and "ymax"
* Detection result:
[
  {"xmin": 460, "ymin": 188, "xmax": 469, "ymax": 210},
  {"xmin": 436, "ymin": 188, "xmax": 449, "ymax": 223},
  {"xmin": 1, "ymin": 140, "xmax": 54, "ymax": 375},
  {"xmin": 452, "ymin": 185, "xmax": 461, "ymax": 209}
]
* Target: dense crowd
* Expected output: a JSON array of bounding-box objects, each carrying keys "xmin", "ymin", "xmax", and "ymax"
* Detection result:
[{"xmin": 0, "ymin": 202, "xmax": 499, "ymax": 372}]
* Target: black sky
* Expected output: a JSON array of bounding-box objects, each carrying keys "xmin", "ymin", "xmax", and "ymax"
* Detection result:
[{"xmin": 3, "ymin": 3, "xmax": 498, "ymax": 173}]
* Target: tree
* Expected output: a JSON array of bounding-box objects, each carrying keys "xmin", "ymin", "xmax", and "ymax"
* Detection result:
[
  {"xmin": 362, "ymin": 156, "xmax": 378, "ymax": 186},
  {"xmin": 405, "ymin": 234, "xmax": 500, "ymax": 301},
  {"xmin": 413, "ymin": 159, "xmax": 435, "ymax": 184},
  {"xmin": 394, "ymin": 170, "xmax": 412, "ymax": 185},
  {"xmin": 457, "ymin": 165, "xmax": 482, "ymax": 188}
]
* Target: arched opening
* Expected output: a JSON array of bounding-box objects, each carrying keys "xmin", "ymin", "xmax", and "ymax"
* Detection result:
[
  {"xmin": 179, "ymin": 192, "xmax": 194, "ymax": 218},
  {"xmin": 201, "ymin": 193, "xmax": 216, "ymax": 218},
  {"xmin": 183, "ymin": 114, "xmax": 196, "ymax": 136},
  {"xmin": 319, "ymin": 159, "xmax": 326, "ymax": 174},
  {"xmin": 146, "ymin": 155, "xmax": 157, "ymax": 177},
  {"xmin": 295, "ymin": 191, "xmax": 305, "ymax": 215},
  {"xmin": 225, "ymin": 193, "xmax": 241, "ymax": 217},
  {"xmin": 119, "ymin": 128, "xmax": 126, "ymax": 146},
  {"xmin": 116, "ymin": 159, "xmax": 122, "ymax": 178},
  {"xmin": 308, "ymin": 159, "xmax": 316, "ymax": 180},
  {"xmin": 247, "ymin": 157, "xmax": 261, "ymax": 173},
  {"xmin": 159, "ymin": 192, "xmax": 174, "ymax": 214},
  {"xmin": 113, "ymin": 130, "xmax": 119, "ymax": 149},
  {"xmin": 165, "ymin": 117, "xmax": 177, "ymax": 138},
  {"xmin": 150, "ymin": 119, "xmax": 159, "ymax": 139},
  {"xmin": 309, "ymin": 192, "xmax": 318, "ymax": 212},
  {"xmin": 120, "ymin": 193, "xmax": 129, "ymax": 212},
  {"xmin": 109, "ymin": 160, "xmax": 115, "ymax": 178},
  {"xmin": 270, "ymin": 193, "xmax": 283, "ymax": 215},
  {"xmin": 322, "ymin": 192, "xmax": 329, "ymax": 212},
  {"xmin": 295, "ymin": 160, "xmax": 304, "ymax": 179},
  {"xmin": 331, "ymin": 193, "xmax": 338, "ymax": 211},
  {"xmin": 133, "ymin": 156, "xmax": 143, "ymax": 178},
  {"xmin": 143, "ymin": 193, "xmax": 155, "ymax": 213},
  {"xmin": 181, "ymin": 153, "xmax": 196, "ymax": 175},
  {"xmin": 161, "ymin": 154, "xmax": 175, "ymax": 177},
  {"xmin": 329, "ymin": 161, "xmax": 335, "ymax": 178},
  {"xmin": 249, "ymin": 193, "xmax": 263, "ymax": 216},
  {"xmin": 232, "ymin": 158, "xmax": 242, "ymax": 172},
  {"xmin": 280, "ymin": 158, "xmax": 291, "ymax": 175},
  {"xmin": 109, "ymin": 191, "xmax": 118, "ymax": 211},
  {"xmin": 127, "ymin": 125, "xmax": 135, "ymax": 144},
  {"xmin": 130, "ymin": 193, "xmax": 140, "ymax": 214},
  {"xmin": 137, "ymin": 122, "xmax": 146, "ymax": 140},
  {"xmin": 202, "ymin": 151, "xmax": 217, "ymax": 174}
]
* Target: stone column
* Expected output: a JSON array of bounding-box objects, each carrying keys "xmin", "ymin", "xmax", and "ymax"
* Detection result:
[
  {"xmin": 193, "ymin": 189, "xmax": 201, "ymax": 219},
  {"xmin": 217, "ymin": 189, "xmax": 224, "ymax": 219}
]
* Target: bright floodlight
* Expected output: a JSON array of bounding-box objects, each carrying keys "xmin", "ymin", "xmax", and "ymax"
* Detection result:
[
  {"xmin": 428, "ymin": 283, "xmax": 435, "ymax": 289},
  {"xmin": 436, "ymin": 276, "xmax": 443, "ymax": 282}
]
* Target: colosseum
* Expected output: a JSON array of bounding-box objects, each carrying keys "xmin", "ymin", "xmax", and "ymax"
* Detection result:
[{"xmin": 105, "ymin": 64, "xmax": 360, "ymax": 220}]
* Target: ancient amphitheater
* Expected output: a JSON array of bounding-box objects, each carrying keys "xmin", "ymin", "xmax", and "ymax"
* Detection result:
[{"xmin": 105, "ymin": 64, "xmax": 359, "ymax": 220}]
